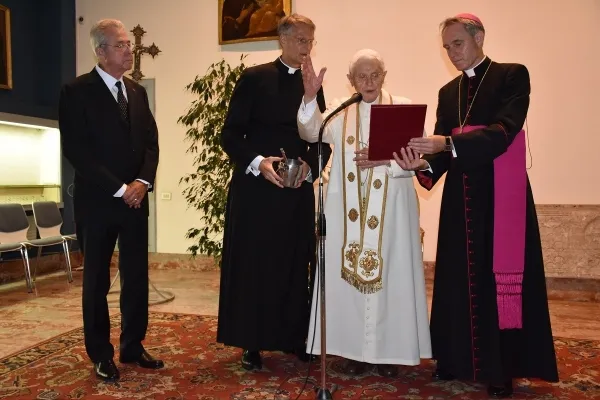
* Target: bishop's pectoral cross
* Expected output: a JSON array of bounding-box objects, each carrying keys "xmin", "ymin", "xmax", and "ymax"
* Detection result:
[{"xmin": 129, "ymin": 25, "xmax": 161, "ymax": 82}]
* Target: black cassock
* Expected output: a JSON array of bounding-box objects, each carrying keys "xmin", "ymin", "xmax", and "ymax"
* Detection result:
[
  {"xmin": 217, "ymin": 58, "xmax": 330, "ymax": 351},
  {"xmin": 417, "ymin": 57, "xmax": 558, "ymax": 384}
]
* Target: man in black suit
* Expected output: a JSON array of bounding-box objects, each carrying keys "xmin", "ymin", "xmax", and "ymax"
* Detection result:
[{"xmin": 58, "ymin": 18, "xmax": 162, "ymax": 381}]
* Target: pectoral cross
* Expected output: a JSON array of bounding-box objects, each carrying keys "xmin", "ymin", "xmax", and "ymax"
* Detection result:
[{"xmin": 129, "ymin": 25, "xmax": 161, "ymax": 81}]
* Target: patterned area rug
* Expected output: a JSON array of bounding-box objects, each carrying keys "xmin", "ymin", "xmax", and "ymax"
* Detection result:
[{"xmin": 0, "ymin": 312, "xmax": 598, "ymax": 399}]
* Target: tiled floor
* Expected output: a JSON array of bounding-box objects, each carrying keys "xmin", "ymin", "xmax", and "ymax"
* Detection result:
[{"xmin": 1, "ymin": 268, "xmax": 599, "ymax": 359}]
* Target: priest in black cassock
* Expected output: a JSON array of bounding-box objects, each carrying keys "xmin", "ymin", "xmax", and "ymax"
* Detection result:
[
  {"xmin": 394, "ymin": 13, "xmax": 558, "ymax": 398},
  {"xmin": 217, "ymin": 13, "xmax": 330, "ymax": 371}
]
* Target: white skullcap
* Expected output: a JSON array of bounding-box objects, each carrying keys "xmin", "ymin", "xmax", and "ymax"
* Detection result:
[{"xmin": 348, "ymin": 49, "xmax": 385, "ymax": 74}]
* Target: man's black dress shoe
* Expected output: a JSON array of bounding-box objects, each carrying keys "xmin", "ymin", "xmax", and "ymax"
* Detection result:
[
  {"xmin": 286, "ymin": 348, "xmax": 318, "ymax": 362},
  {"xmin": 377, "ymin": 364, "xmax": 399, "ymax": 378},
  {"xmin": 120, "ymin": 350, "xmax": 164, "ymax": 369},
  {"xmin": 487, "ymin": 381, "xmax": 513, "ymax": 398},
  {"xmin": 431, "ymin": 368, "xmax": 455, "ymax": 381},
  {"xmin": 94, "ymin": 359, "xmax": 120, "ymax": 381},
  {"xmin": 344, "ymin": 360, "xmax": 367, "ymax": 376},
  {"xmin": 241, "ymin": 350, "xmax": 262, "ymax": 370}
]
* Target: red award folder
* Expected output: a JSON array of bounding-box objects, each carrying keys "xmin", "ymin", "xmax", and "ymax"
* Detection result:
[{"xmin": 368, "ymin": 104, "xmax": 427, "ymax": 161}]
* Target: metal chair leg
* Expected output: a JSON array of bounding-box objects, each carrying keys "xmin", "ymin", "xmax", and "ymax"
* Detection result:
[
  {"xmin": 20, "ymin": 247, "xmax": 34, "ymax": 293},
  {"xmin": 33, "ymin": 247, "xmax": 42, "ymax": 282},
  {"xmin": 62, "ymin": 240, "xmax": 74, "ymax": 283},
  {"xmin": 65, "ymin": 238, "xmax": 83, "ymax": 271}
]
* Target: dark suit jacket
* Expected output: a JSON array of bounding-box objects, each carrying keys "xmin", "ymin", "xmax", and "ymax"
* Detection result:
[{"xmin": 58, "ymin": 68, "xmax": 159, "ymax": 220}]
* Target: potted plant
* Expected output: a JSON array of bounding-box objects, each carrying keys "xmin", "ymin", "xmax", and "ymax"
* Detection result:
[{"xmin": 178, "ymin": 55, "xmax": 248, "ymax": 266}]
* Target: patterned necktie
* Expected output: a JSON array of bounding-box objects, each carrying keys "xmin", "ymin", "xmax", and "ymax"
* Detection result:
[{"xmin": 115, "ymin": 81, "xmax": 129, "ymax": 121}]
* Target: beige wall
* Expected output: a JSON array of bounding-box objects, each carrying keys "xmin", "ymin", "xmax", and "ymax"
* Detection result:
[{"xmin": 75, "ymin": 0, "xmax": 600, "ymax": 258}]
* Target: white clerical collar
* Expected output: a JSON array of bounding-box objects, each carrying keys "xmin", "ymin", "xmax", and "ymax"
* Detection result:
[
  {"xmin": 279, "ymin": 57, "xmax": 299, "ymax": 74},
  {"xmin": 465, "ymin": 56, "xmax": 487, "ymax": 77}
]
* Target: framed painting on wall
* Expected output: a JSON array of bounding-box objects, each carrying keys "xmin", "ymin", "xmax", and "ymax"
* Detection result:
[
  {"xmin": 218, "ymin": 0, "xmax": 292, "ymax": 45},
  {"xmin": 0, "ymin": 4, "xmax": 11, "ymax": 90}
]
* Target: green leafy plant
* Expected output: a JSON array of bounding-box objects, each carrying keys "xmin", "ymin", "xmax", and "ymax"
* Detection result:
[{"xmin": 178, "ymin": 55, "xmax": 248, "ymax": 266}]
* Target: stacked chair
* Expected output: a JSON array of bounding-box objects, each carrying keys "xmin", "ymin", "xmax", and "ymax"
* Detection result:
[{"xmin": 0, "ymin": 202, "xmax": 76, "ymax": 293}]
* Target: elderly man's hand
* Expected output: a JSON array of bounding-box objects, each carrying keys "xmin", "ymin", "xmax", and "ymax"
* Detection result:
[
  {"xmin": 408, "ymin": 135, "xmax": 447, "ymax": 155},
  {"xmin": 301, "ymin": 55, "xmax": 326, "ymax": 104},
  {"xmin": 123, "ymin": 181, "xmax": 147, "ymax": 208},
  {"xmin": 353, "ymin": 147, "xmax": 390, "ymax": 170}
]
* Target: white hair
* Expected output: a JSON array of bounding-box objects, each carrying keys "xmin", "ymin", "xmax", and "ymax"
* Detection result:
[
  {"xmin": 348, "ymin": 49, "xmax": 385, "ymax": 75},
  {"xmin": 89, "ymin": 19, "xmax": 125, "ymax": 55}
]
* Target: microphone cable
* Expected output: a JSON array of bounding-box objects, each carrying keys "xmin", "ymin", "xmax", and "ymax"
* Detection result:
[{"xmin": 293, "ymin": 262, "xmax": 321, "ymax": 399}]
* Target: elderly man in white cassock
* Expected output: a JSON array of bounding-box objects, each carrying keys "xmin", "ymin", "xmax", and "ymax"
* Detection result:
[{"xmin": 296, "ymin": 49, "xmax": 431, "ymax": 377}]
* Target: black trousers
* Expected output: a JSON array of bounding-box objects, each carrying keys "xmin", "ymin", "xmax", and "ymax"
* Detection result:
[{"xmin": 79, "ymin": 205, "xmax": 149, "ymax": 363}]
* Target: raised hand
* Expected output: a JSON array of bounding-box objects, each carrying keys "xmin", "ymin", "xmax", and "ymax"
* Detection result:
[{"xmin": 301, "ymin": 55, "xmax": 326, "ymax": 104}]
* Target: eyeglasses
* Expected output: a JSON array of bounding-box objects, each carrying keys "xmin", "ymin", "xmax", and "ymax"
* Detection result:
[
  {"xmin": 355, "ymin": 72, "xmax": 384, "ymax": 84},
  {"xmin": 288, "ymin": 35, "xmax": 317, "ymax": 47},
  {"xmin": 101, "ymin": 41, "xmax": 132, "ymax": 51}
]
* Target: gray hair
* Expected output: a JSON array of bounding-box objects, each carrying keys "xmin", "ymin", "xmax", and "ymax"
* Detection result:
[
  {"xmin": 348, "ymin": 49, "xmax": 385, "ymax": 75},
  {"xmin": 277, "ymin": 13, "xmax": 315, "ymax": 36},
  {"xmin": 440, "ymin": 17, "xmax": 485, "ymax": 36},
  {"xmin": 90, "ymin": 19, "xmax": 125, "ymax": 55}
]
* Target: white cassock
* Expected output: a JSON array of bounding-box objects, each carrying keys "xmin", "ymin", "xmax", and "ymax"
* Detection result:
[{"xmin": 297, "ymin": 89, "xmax": 431, "ymax": 365}]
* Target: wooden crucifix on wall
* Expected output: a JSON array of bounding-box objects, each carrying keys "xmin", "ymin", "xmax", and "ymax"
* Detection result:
[{"xmin": 129, "ymin": 24, "xmax": 161, "ymax": 81}]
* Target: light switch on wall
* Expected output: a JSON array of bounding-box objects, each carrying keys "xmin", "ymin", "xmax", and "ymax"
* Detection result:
[{"xmin": 161, "ymin": 192, "xmax": 172, "ymax": 200}]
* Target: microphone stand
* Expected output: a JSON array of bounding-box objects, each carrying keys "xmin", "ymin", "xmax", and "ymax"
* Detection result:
[
  {"xmin": 314, "ymin": 118, "xmax": 333, "ymax": 400},
  {"xmin": 314, "ymin": 93, "xmax": 362, "ymax": 400}
]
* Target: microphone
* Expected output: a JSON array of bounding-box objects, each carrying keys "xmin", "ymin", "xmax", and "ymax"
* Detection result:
[
  {"xmin": 318, "ymin": 92, "xmax": 363, "ymax": 145},
  {"xmin": 338, "ymin": 91, "xmax": 364, "ymax": 110}
]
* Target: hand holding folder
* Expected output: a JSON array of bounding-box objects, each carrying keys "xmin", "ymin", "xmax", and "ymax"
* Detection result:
[{"xmin": 368, "ymin": 104, "xmax": 427, "ymax": 161}]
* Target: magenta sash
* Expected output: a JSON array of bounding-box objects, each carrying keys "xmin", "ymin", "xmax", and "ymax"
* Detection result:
[{"xmin": 452, "ymin": 125, "xmax": 526, "ymax": 329}]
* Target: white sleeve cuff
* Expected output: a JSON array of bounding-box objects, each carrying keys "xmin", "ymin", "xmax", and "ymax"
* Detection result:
[
  {"xmin": 305, "ymin": 169, "xmax": 313, "ymax": 183},
  {"xmin": 136, "ymin": 178, "xmax": 151, "ymax": 189},
  {"xmin": 114, "ymin": 184, "xmax": 127, "ymax": 197},
  {"xmin": 246, "ymin": 155, "xmax": 264, "ymax": 176},
  {"xmin": 298, "ymin": 97, "xmax": 318, "ymax": 124},
  {"xmin": 420, "ymin": 161, "xmax": 433, "ymax": 173},
  {"xmin": 450, "ymin": 137, "xmax": 457, "ymax": 158}
]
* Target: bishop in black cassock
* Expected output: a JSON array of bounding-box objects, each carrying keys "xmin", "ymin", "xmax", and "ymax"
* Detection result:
[
  {"xmin": 217, "ymin": 14, "xmax": 330, "ymax": 371},
  {"xmin": 397, "ymin": 14, "xmax": 558, "ymax": 398}
]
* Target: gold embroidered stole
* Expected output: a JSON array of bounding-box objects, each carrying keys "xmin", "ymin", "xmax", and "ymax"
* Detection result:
[{"xmin": 340, "ymin": 92, "xmax": 391, "ymax": 294}]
